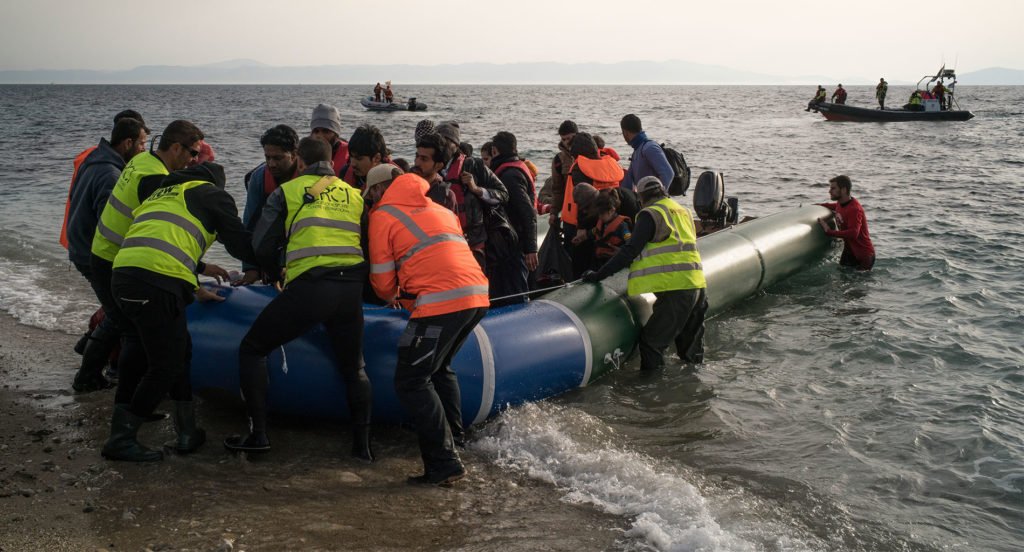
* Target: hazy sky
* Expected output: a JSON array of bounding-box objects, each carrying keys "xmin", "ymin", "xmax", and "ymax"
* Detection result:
[{"xmin": 2, "ymin": 0, "xmax": 1020, "ymax": 79}]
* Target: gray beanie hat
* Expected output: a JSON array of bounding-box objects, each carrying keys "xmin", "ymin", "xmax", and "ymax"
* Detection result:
[
  {"xmin": 434, "ymin": 121, "xmax": 461, "ymax": 145},
  {"xmin": 414, "ymin": 119, "xmax": 435, "ymax": 142},
  {"xmin": 310, "ymin": 104, "xmax": 342, "ymax": 135}
]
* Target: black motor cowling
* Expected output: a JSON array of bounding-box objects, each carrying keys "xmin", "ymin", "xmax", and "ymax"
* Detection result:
[{"xmin": 693, "ymin": 171, "xmax": 739, "ymax": 227}]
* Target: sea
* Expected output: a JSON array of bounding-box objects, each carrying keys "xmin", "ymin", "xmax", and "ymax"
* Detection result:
[{"xmin": 0, "ymin": 84, "xmax": 1021, "ymax": 551}]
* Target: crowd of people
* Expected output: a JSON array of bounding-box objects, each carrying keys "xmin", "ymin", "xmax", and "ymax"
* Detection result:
[{"xmin": 58, "ymin": 103, "xmax": 869, "ymax": 485}]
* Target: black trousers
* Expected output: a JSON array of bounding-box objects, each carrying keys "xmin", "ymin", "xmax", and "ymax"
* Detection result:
[
  {"xmin": 639, "ymin": 288, "xmax": 708, "ymax": 370},
  {"xmin": 394, "ymin": 307, "xmax": 486, "ymax": 473},
  {"xmin": 238, "ymin": 276, "xmax": 369, "ymax": 434},
  {"xmin": 73, "ymin": 261, "xmax": 121, "ymax": 375},
  {"xmin": 111, "ymin": 272, "xmax": 193, "ymax": 416}
]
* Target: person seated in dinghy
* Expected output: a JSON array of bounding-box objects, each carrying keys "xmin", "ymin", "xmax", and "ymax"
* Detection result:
[{"xmin": 805, "ymin": 86, "xmax": 827, "ymax": 112}]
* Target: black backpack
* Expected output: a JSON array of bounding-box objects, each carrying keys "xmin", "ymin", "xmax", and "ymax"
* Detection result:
[{"xmin": 659, "ymin": 143, "xmax": 691, "ymax": 196}]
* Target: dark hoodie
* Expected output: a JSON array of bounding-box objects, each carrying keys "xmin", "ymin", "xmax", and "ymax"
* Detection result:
[
  {"xmin": 114, "ymin": 162, "xmax": 257, "ymax": 300},
  {"xmin": 66, "ymin": 139, "xmax": 125, "ymax": 265}
]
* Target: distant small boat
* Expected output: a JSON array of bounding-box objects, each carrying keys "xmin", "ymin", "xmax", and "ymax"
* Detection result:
[
  {"xmin": 360, "ymin": 96, "xmax": 428, "ymax": 112},
  {"xmin": 815, "ymin": 102, "xmax": 974, "ymax": 122},
  {"xmin": 812, "ymin": 66, "xmax": 974, "ymax": 122}
]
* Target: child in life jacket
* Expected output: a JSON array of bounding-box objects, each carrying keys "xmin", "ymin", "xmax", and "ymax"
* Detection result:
[{"xmin": 589, "ymin": 192, "xmax": 632, "ymax": 269}]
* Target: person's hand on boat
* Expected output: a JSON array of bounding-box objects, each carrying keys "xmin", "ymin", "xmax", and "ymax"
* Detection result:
[
  {"xmin": 817, "ymin": 217, "xmax": 832, "ymax": 232},
  {"xmin": 460, "ymin": 172, "xmax": 482, "ymax": 196},
  {"xmin": 581, "ymin": 270, "xmax": 601, "ymax": 283},
  {"xmin": 195, "ymin": 286, "xmax": 225, "ymax": 303},
  {"xmin": 231, "ymin": 269, "xmax": 262, "ymax": 287},
  {"xmin": 524, "ymin": 252, "xmax": 538, "ymax": 272},
  {"xmin": 201, "ymin": 263, "xmax": 230, "ymax": 283}
]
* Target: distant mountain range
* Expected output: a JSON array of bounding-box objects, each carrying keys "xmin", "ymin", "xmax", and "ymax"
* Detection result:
[{"xmin": 0, "ymin": 59, "xmax": 1020, "ymax": 85}]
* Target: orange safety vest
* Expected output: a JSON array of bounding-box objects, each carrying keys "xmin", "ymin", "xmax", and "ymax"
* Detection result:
[
  {"xmin": 594, "ymin": 214, "xmax": 630, "ymax": 258},
  {"xmin": 369, "ymin": 173, "xmax": 490, "ymax": 318},
  {"xmin": 561, "ymin": 155, "xmax": 624, "ymax": 226},
  {"xmin": 59, "ymin": 146, "xmax": 98, "ymax": 248}
]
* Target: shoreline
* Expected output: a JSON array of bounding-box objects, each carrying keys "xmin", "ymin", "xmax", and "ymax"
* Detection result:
[{"xmin": 0, "ymin": 312, "xmax": 627, "ymax": 551}]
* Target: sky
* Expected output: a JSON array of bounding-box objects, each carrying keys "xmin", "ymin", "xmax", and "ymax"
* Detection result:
[{"xmin": 1, "ymin": 0, "xmax": 1020, "ymax": 79}]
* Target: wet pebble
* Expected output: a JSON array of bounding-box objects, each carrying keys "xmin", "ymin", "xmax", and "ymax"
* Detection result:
[
  {"xmin": 215, "ymin": 537, "xmax": 235, "ymax": 551},
  {"xmin": 19, "ymin": 488, "xmax": 34, "ymax": 497}
]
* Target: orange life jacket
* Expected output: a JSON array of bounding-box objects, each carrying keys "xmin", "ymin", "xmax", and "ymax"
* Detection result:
[
  {"xmin": 594, "ymin": 214, "xmax": 630, "ymax": 258},
  {"xmin": 369, "ymin": 173, "xmax": 490, "ymax": 318},
  {"xmin": 561, "ymin": 154, "xmax": 624, "ymax": 226},
  {"xmin": 59, "ymin": 147, "xmax": 98, "ymax": 248}
]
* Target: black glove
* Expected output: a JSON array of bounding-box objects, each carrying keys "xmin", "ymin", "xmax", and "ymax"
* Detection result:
[{"xmin": 581, "ymin": 270, "xmax": 600, "ymax": 283}]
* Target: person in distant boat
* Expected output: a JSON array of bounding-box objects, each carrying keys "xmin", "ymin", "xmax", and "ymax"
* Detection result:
[
  {"xmin": 225, "ymin": 138, "xmax": 373, "ymax": 461},
  {"xmin": 805, "ymin": 86, "xmax": 827, "ymax": 111},
  {"xmin": 582, "ymin": 176, "xmax": 708, "ymax": 370},
  {"xmin": 905, "ymin": 90, "xmax": 924, "ymax": 111},
  {"xmin": 816, "ymin": 175, "xmax": 875, "ymax": 271},
  {"xmin": 932, "ymin": 81, "xmax": 946, "ymax": 110},
  {"xmin": 384, "ymin": 83, "xmax": 394, "ymax": 103},
  {"xmin": 67, "ymin": 114, "xmax": 149, "ymax": 393},
  {"xmin": 876, "ymin": 78, "xmax": 888, "ymax": 109},
  {"xmin": 235, "ymin": 124, "xmax": 300, "ymax": 286},
  {"xmin": 373, "ymin": 82, "xmax": 382, "ymax": 102},
  {"xmin": 831, "ymin": 84, "xmax": 847, "ymax": 105},
  {"xmin": 308, "ymin": 103, "xmax": 349, "ymax": 178},
  {"xmin": 368, "ymin": 172, "xmax": 490, "ymax": 487}
]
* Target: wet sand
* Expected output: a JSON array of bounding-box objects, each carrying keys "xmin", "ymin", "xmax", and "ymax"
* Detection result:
[{"xmin": 0, "ymin": 313, "xmax": 626, "ymax": 551}]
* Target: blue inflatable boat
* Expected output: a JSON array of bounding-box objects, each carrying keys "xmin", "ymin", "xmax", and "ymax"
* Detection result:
[{"xmin": 188, "ymin": 204, "xmax": 833, "ymax": 427}]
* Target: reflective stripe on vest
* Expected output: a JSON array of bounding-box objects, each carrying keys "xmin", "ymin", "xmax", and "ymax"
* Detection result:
[
  {"xmin": 282, "ymin": 174, "xmax": 364, "ymax": 285},
  {"xmin": 377, "ymin": 204, "xmax": 484, "ymax": 308},
  {"xmin": 627, "ymin": 198, "xmax": 706, "ymax": 295},
  {"xmin": 415, "ymin": 285, "xmax": 491, "ymax": 308},
  {"xmin": 91, "ymin": 152, "xmax": 169, "ymax": 261},
  {"xmin": 377, "ymin": 205, "xmax": 468, "ymax": 270},
  {"xmin": 112, "ymin": 180, "xmax": 216, "ymax": 287}
]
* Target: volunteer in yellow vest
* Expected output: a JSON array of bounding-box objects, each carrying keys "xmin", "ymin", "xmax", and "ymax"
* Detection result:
[
  {"xmin": 90, "ymin": 121, "xmax": 217, "ymax": 406},
  {"xmin": 103, "ymin": 162, "xmax": 257, "ymax": 462},
  {"xmin": 582, "ymin": 176, "xmax": 709, "ymax": 370},
  {"xmin": 224, "ymin": 137, "xmax": 374, "ymax": 462}
]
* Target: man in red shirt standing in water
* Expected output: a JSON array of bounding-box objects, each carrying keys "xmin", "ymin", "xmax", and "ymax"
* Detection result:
[{"xmin": 818, "ymin": 175, "xmax": 875, "ymax": 270}]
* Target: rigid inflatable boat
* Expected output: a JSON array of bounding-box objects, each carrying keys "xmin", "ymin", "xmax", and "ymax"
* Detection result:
[
  {"xmin": 360, "ymin": 96, "xmax": 428, "ymax": 112},
  {"xmin": 188, "ymin": 203, "xmax": 833, "ymax": 427}
]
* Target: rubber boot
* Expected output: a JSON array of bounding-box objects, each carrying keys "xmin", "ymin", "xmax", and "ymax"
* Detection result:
[
  {"xmin": 101, "ymin": 405, "xmax": 163, "ymax": 462},
  {"xmin": 72, "ymin": 327, "xmax": 117, "ymax": 393},
  {"xmin": 166, "ymin": 401, "xmax": 206, "ymax": 454},
  {"xmin": 347, "ymin": 378, "xmax": 374, "ymax": 462}
]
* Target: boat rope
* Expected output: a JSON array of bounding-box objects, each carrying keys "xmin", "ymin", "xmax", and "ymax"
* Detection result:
[
  {"xmin": 487, "ymin": 279, "xmax": 583, "ymax": 303},
  {"xmin": 362, "ymin": 279, "xmax": 583, "ymax": 310}
]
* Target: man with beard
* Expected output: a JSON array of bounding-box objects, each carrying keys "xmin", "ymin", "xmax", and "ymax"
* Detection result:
[{"xmin": 236, "ymin": 124, "xmax": 300, "ymax": 286}]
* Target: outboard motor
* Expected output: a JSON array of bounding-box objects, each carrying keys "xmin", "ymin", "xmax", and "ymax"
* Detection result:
[{"xmin": 693, "ymin": 171, "xmax": 739, "ymax": 231}]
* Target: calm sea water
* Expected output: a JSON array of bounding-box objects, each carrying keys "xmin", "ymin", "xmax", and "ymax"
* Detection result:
[{"xmin": 0, "ymin": 84, "xmax": 1021, "ymax": 551}]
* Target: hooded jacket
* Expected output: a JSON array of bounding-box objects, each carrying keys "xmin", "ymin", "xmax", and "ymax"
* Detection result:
[
  {"xmin": 114, "ymin": 163, "xmax": 256, "ymax": 300},
  {"xmin": 66, "ymin": 139, "xmax": 126, "ymax": 265},
  {"xmin": 491, "ymin": 152, "xmax": 538, "ymax": 255},
  {"xmin": 369, "ymin": 174, "xmax": 489, "ymax": 318}
]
